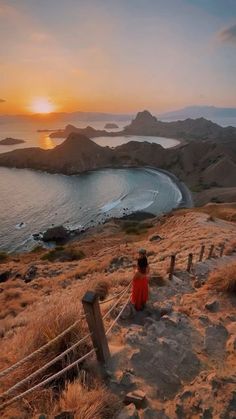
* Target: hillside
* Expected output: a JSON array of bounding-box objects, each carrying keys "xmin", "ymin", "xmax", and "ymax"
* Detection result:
[
  {"xmin": 0, "ymin": 131, "xmax": 236, "ymax": 205},
  {"xmin": 0, "ymin": 205, "xmax": 236, "ymax": 417}
]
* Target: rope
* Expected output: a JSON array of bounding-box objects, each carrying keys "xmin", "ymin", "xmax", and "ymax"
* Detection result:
[
  {"xmin": 0, "ymin": 332, "xmax": 92, "ymax": 401},
  {"xmin": 0, "ymin": 279, "xmax": 132, "ymax": 380},
  {"xmin": 0, "ymin": 282, "xmax": 132, "ymax": 410},
  {"xmin": 0, "ymin": 317, "xmax": 82, "ymax": 379},
  {"xmin": 99, "ymin": 284, "xmax": 130, "ymax": 304},
  {"xmin": 102, "ymin": 282, "xmax": 131, "ymax": 321},
  {"xmin": 106, "ymin": 295, "xmax": 131, "ymax": 336},
  {"xmin": 0, "ymin": 348, "xmax": 96, "ymax": 411}
]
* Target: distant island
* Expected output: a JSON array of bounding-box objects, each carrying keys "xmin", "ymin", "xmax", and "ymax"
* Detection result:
[
  {"xmin": 37, "ymin": 129, "xmax": 57, "ymax": 133},
  {"xmin": 104, "ymin": 123, "xmax": 119, "ymax": 129},
  {"xmin": 159, "ymin": 105, "xmax": 236, "ymax": 120},
  {"xmin": 0, "ymin": 137, "xmax": 25, "ymax": 145}
]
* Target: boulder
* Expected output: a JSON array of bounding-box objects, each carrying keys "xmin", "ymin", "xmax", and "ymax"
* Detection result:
[
  {"xmin": 119, "ymin": 371, "xmax": 137, "ymax": 388},
  {"xmin": 204, "ymin": 324, "xmax": 228, "ymax": 358},
  {"xmin": 0, "ymin": 271, "xmax": 11, "ymax": 283},
  {"xmin": 24, "ymin": 265, "xmax": 38, "ymax": 283},
  {"xmin": 149, "ymin": 234, "xmax": 163, "ymax": 242},
  {"xmin": 117, "ymin": 403, "xmax": 139, "ymax": 419},
  {"xmin": 124, "ymin": 390, "xmax": 146, "ymax": 408},
  {"xmin": 109, "ymin": 256, "xmax": 132, "ymax": 272},
  {"xmin": 142, "ymin": 408, "xmax": 169, "ymax": 418},
  {"xmin": 42, "ymin": 226, "xmax": 70, "ymax": 242},
  {"xmin": 205, "ymin": 300, "xmax": 220, "ymax": 312}
]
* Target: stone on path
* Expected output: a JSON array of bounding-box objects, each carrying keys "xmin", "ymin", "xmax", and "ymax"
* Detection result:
[
  {"xmin": 124, "ymin": 390, "xmax": 146, "ymax": 408},
  {"xmin": 117, "ymin": 403, "xmax": 140, "ymax": 419},
  {"xmin": 205, "ymin": 300, "xmax": 220, "ymax": 312},
  {"xmin": 204, "ymin": 324, "xmax": 228, "ymax": 358}
]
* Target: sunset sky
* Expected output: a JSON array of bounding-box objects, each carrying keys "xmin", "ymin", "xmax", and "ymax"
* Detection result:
[{"xmin": 0, "ymin": 0, "xmax": 236, "ymax": 114}]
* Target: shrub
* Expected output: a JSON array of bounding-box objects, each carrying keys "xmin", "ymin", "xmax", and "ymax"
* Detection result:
[
  {"xmin": 41, "ymin": 247, "xmax": 85, "ymax": 262},
  {"xmin": 0, "ymin": 251, "xmax": 8, "ymax": 262},
  {"xmin": 208, "ymin": 262, "xmax": 236, "ymax": 293},
  {"xmin": 94, "ymin": 280, "xmax": 110, "ymax": 301},
  {"xmin": 31, "ymin": 245, "xmax": 44, "ymax": 253}
]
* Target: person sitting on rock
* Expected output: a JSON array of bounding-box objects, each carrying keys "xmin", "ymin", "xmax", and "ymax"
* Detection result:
[{"xmin": 131, "ymin": 249, "xmax": 149, "ymax": 311}]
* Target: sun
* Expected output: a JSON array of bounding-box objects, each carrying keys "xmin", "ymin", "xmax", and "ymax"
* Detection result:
[{"xmin": 30, "ymin": 97, "xmax": 55, "ymax": 114}]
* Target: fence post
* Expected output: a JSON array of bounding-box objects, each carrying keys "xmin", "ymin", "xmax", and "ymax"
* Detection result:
[
  {"xmin": 169, "ymin": 254, "xmax": 176, "ymax": 280},
  {"xmin": 199, "ymin": 245, "xmax": 205, "ymax": 262},
  {"xmin": 187, "ymin": 253, "xmax": 193, "ymax": 272},
  {"xmin": 82, "ymin": 291, "xmax": 110, "ymax": 364},
  {"xmin": 208, "ymin": 244, "xmax": 214, "ymax": 259},
  {"xmin": 219, "ymin": 243, "xmax": 225, "ymax": 257}
]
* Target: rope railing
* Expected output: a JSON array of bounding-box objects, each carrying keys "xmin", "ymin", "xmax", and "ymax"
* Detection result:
[
  {"xmin": 167, "ymin": 242, "xmax": 225, "ymax": 280},
  {"xmin": 0, "ymin": 332, "xmax": 92, "ymax": 401},
  {"xmin": 0, "ymin": 283, "xmax": 131, "ymax": 380},
  {"xmin": 0, "ymin": 285, "xmax": 131, "ymax": 401},
  {"xmin": 105, "ymin": 295, "xmax": 131, "ymax": 336},
  {"xmin": 0, "ymin": 283, "xmax": 131, "ymax": 411},
  {"xmin": 0, "ymin": 317, "xmax": 83, "ymax": 379},
  {"xmin": 99, "ymin": 284, "xmax": 131, "ymax": 305},
  {"xmin": 102, "ymin": 282, "xmax": 131, "ymax": 321},
  {"xmin": 0, "ymin": 348, "xmax": 96, "ymax": 411}
]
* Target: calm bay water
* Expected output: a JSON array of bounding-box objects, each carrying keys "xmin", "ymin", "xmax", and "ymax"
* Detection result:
[
  {"xmin": 0, "ymin": 118, "xmax": 186, "ymax": 252},
  {"xmin": 0, "ymin": 167, "xmax": 182, "ymax": 252}
]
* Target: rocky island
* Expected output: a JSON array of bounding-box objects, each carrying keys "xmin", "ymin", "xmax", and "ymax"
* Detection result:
[
  {"xmin": 0, "ymin": 137, "xmax": 25, "ymax": 145},
  {"xmin": 104, "ymin": 122, "xmax": 119, "ymax": 129},
  {"xmin": 49, "ymin": 110, "xmax": 236, "ymax": 148}
]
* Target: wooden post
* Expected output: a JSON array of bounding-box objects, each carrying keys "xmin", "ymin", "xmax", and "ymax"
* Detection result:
[
  {"xmin": 208, "ymin": 244, "xmax": 214, "ymax": 259},
  {"xmin": 82, "ymin": 291, "xmax": 110, "ymax": 364},
  {"xmin": 169, "ymin": 254, "xmax": 175, "ymax": 280},
  {"xmin": 219, "ymin": 243, "xmax": 225, "ymax": 257},
  {"xmin": 187, "ymin": 253, "xmax": 193, "ymax": 272},
  {"xmin": 199, "ymin": 245, "xmax": 205, "ymax": 262}
]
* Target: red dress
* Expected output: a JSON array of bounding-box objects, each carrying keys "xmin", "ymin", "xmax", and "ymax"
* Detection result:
[{"xmin": 131, "ymin": 270, "xmax": 149, "ymax": 311}]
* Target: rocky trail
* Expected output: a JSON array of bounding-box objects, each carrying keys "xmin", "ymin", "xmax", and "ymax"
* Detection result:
[{"xmin": 107, "ymin": 254, "xmax": 236, "ymax": 419}]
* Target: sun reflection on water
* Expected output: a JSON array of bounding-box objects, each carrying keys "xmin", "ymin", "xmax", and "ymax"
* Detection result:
[{"xmin": 38, "ymin": 134, "xmax": 55, "ymax": 149}]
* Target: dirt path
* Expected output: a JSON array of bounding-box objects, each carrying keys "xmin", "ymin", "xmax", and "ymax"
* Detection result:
[{"xmin": 107, "ymin": 254, "xmax": 236, "ymax": 418}]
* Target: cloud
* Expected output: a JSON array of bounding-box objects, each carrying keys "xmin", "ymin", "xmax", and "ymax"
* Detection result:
[
  {"xmin": 218, "ymin": 23, "xmax": 236, "ymax": 44},
  {"xmin": 0, "ymin": 99, "xmax": 6, "ymax": 103}
]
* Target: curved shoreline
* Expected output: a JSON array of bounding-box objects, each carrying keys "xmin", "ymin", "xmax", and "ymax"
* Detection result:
[{"xmin": 152, "ymin": 167, "xmax": 193, "ymax": 209}]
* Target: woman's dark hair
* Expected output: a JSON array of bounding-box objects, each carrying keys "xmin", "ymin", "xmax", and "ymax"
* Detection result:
[{"xmin": 137, "ymin": 256, "xmax": 148, "ymax": 274}]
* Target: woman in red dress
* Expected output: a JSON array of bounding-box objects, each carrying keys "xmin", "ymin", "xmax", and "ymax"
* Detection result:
[{"xmin": 131, "ymin": 250, "xmax": 149, "ymax": 311}]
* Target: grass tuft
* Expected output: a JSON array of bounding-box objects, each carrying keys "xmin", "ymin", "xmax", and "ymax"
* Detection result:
[{"xmin": 208, "ymin": 261, "xmax": 236, "ymax": 293}]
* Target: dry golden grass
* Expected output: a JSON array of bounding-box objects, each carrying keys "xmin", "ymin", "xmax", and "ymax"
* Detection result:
[
  {"xmin": 208, "ymin": 262, "xmax": 236, "ymax": 293},
  {"xmin": 180, "ymin": 203, "xmax": 236, "ymax": 222},
  {"xmin": 0, "ymin": 292, "xmax": 93, "ymax": 416},
  {"xmin": 56, "ymin": 379, "xmax": 119, "ymax": 419}
]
